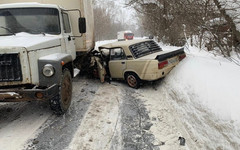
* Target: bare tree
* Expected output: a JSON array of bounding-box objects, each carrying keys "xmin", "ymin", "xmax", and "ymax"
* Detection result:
[
  {"xmin": 126, "ymin": 0, "xmax": 216, "ymax": 45},
  {"xmin": 126, "ymin": 0, "xmax": 240, "ymax": 57},
  {"xmin": 93, "ymin": 0, "xmax": 135, "ymax": 41}
]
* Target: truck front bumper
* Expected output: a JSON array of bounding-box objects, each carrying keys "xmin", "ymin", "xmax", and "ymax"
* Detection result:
[{"xmin": 0, "ymin": 84, "xmax": 58, "ymax": 102}]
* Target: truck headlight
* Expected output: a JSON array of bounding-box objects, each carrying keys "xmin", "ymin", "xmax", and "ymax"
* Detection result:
[{"xmin": 43, "ymin": 64, "xmax": 55, "ymax": 77}]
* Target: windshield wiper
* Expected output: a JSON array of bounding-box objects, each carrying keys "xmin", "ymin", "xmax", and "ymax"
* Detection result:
[{"xmin": 0, "ymin": 26, "xmax": 16, "ymax": 36}]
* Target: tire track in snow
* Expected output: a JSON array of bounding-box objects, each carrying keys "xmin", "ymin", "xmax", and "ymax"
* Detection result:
[
  {"xmin": 120, "ymin": 86, "xmax": 158, "ymax": 150},
  {"xmin": 28, "ymin": 77, "xmax": 101, "ymax": 150},
  {"xmin": 67, "ymin": 83, "xmax": 122, "ymax": 150},
  {"xmin": 0, "ymin": 101, "xmax": 52, "ymax": 150},
  {"xmin": 134, "ymin": 81, "xmax": 196, "ymax": 150}
]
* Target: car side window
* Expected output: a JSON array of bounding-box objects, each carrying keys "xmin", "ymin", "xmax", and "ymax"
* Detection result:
[
  {"xmin": 110, "ymin": 48, "xmax": 126, "ymax": 60},
  {"xmin": 62, "ymin": 13, "xmax": 71, "ymax": 33}
]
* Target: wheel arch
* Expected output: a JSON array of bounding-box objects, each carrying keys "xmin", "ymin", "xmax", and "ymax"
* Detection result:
[
  {"xmin": 124, "ymin": 70, "xmax": 140, "ymax": 80},
  {"xmin": 38, "ymin": 53, "xmax": 73, "ymax": 87},
  {"xmin": 62, "ymin": 62, "xmax": 74, "ymax": 78}
]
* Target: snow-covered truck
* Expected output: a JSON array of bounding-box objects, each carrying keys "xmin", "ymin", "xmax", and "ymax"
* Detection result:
[{"xmin": 0, "ymin": 0, "xmax": 95, "ymax": 114}]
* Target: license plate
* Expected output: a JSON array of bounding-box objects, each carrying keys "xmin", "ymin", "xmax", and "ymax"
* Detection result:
[{"xmin": 168, "ymin": 57, "xmax": 178, "ymax": 64}]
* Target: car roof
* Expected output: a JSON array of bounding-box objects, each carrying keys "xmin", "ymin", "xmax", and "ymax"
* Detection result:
[{"xmin": 99, "ymin": 39, "xmax": 152, "ymax": 49}]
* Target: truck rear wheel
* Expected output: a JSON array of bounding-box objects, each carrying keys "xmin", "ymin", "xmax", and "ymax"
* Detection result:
[
  {"xmin": 125, "ymin": 73, "xmax": 140, "ymax": 89},
  {"xmin": 50, "ymin": 68, "xmax": 72, "ymax": 115}
]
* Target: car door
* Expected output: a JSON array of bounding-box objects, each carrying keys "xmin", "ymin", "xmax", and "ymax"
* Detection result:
[
  {"xmin": 109, "ymin": 48, "xmax": 127, "ymax": 79},
  {"xmin": 62, "ymin": 12, "xmax": 76, "ymax": 58}
]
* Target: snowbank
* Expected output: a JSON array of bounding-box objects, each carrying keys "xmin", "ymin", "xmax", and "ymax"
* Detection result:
[{"xmin": 161, "ymin": 43, "xmax": 240, "ymax": 122}]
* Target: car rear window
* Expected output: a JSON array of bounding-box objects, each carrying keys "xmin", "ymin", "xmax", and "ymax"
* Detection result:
[{"xmin": 129, "ymin": 40, "xmax": 162, "ymax": 58}]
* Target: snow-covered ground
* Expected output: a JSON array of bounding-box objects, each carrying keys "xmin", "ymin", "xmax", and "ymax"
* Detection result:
[
  {"xmin": 160, "ymin": 44, "xmax": 240, "ymax": 149},
  {"xmin": 161, "ymin": 44, "xmax": 240, "ymax": 122}
]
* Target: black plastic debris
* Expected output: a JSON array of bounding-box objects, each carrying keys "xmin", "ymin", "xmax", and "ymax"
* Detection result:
[{"xmin": 178, "ymin": 137, "xmax": 186, "ymax": 146}]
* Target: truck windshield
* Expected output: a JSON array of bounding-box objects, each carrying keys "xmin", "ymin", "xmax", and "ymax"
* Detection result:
[
  {"xmin": 129, "ymin": 41, "xmax": 162, "ymax": 58},
  {"xmin": 0, "ymin": 8, "xmax": 60, "ymax": 35}
]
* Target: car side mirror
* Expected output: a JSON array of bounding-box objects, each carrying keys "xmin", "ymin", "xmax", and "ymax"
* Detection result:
[{"xmin": 78, "ymin": 17, "xmax": 86, "ymax": 33}]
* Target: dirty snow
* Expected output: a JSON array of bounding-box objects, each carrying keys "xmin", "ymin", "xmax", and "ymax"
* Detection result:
[{"xmin": 68, "ymin": 84, "xmax": 122, "ymax": 150}]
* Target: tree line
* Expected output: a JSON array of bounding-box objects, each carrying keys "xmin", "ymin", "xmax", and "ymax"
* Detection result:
[
  {"xmin": 93, "ymin": 0, "xmax": 240, "ymax": 58},
  {"xmin": 126, "ymin": 0, "xmax": 240, "ymax": 57},
  {"xmin": 93, "ymin": 0, "xmax": 138, "ymax": 41}
]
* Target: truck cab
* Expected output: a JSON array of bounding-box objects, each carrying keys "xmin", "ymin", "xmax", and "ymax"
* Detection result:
[{"xmin": 0, "ymin": 2, "xmax": 91, "ymax": 114}]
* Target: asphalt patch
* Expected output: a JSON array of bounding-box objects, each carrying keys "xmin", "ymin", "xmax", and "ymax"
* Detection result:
[{"xmin": 120, "ymin": 88, "xmax": 159, "ymax": 150}]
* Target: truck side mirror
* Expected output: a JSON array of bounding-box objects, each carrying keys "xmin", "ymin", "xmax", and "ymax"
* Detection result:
[{"xmin": 78, "ymin": 17, "xmax": 86, "ymax": 33}]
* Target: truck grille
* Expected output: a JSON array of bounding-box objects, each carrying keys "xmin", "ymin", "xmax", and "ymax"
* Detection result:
[{"xmin": 0, "ymin": 53, "xmax": 22, "ymax": 82}]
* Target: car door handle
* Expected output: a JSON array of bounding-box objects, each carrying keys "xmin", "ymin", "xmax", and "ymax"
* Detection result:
[
  {"xmin": 68, "ymin": 36, "xmax": 72, "ymax": 41},
  {"xmin": 121, "ymin": 62, "xmax": 125, "ymax": 64}
]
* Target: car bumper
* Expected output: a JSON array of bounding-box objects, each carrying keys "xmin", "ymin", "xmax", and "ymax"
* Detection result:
[{"xmin": 140, "ymin": 66, "xmax": 175, "ymax": 81}]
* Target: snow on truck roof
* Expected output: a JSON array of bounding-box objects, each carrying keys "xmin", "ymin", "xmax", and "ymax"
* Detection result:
[
  {"xmin": 99, "ymin": 39, "xmax": 151, "ymax": 49},
  {"xmin": 0, "ymin": 2, "xmax": 59, "ymax": 9}
]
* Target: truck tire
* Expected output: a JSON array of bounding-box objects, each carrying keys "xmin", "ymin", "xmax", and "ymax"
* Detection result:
[
  {"xmin": 125, "ymin": 73, "xmax": 140, "ymax": 89},
  {"xmin": 50, "ymin": 68, "xmax": 72, "ymax": 115}
]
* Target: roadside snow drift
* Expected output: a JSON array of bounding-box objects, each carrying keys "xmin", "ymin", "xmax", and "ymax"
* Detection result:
[
  {"xmin": 159, "ymin": 44, "xmax": 240, "ymax": 149},
  {"xmin": 164, "ymin": 45, "xmax": 240, "ymax": 122}
]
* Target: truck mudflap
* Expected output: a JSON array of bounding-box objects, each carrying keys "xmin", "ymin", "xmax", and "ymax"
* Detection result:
[
  {"xmin": 0, "ymin": 84, "xmax": 58, "ymax": 102},
  {"xmin": 155, "ymin": 48, "xmax": 185, "ymax": 62}
]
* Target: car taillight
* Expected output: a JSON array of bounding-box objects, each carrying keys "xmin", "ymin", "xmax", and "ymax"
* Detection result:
[
  {"xmin": 179, "ymin": 54, "xmax": 186, "ymax": 61},
  {"xmin": 158, "ymin": 60, "xmax": 168, "ymax": 69}
]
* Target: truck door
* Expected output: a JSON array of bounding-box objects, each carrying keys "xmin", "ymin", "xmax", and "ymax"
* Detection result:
[
  {"xmin": 109, "ymin": 48, "xmax": 127, "ymax": 78},
  {"xmin": 62, "ymin": 12, "xmax": 76, "ymax": 58}
]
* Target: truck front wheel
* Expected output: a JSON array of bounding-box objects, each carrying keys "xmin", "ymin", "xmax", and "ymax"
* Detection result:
[{"xmin": 50, "ymin": 68, "xmax": 72, "ymax": 115}]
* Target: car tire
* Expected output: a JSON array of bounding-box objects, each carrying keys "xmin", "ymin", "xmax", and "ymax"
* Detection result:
[
  {"xmin": 50, "ymin": 68, "xmax": 72, "ymax": 115},
  {"xmin": 125, "ymin": 73, "xmax": 140, "ymax": 89}
]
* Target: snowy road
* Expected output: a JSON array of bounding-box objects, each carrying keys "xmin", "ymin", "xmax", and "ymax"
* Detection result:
[
  {"xmin": 0, "ymin": 75, "xmax": 239, "ymax": 150},
  {"xmin": 0, "ymin": 76, "xmax": 193, "ymax": 150}
]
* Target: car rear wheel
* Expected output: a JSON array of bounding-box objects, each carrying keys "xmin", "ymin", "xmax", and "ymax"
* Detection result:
[
  {"xmin": 50, "ymin": 68, "xmax": 72, "ymax": 115},
  {"xmin": 125, "ymin": 73, "xmax": 140, "ymax": 89}
]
